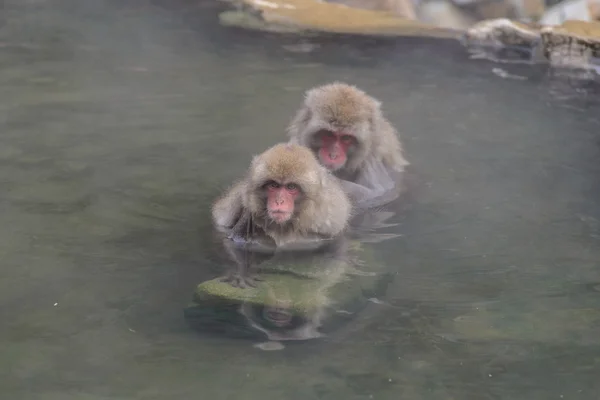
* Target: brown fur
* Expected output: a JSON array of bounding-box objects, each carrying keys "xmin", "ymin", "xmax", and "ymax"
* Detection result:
[
  {"xmin": 212, "ymin": 143, "xmax": 352, "ymax": 247},
  {"xmin": 287, "ymin": 82, "xmax": 409, "ymax": 179}
]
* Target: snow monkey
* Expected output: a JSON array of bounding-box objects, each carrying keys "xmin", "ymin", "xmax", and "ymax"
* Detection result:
[
  {"xmin": 211, "ymin": 143, "xmax": 352, "ymax": 287},
  {"xmin": 212, "ymin": 142, "xmax": 352, "ymax": 249},
  {"xmin": 287, "ymin": 82, "xmax": 409, "ymax": 209}
]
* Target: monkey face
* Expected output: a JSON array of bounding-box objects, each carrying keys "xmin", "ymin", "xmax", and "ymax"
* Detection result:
[
  {"xmin": 264, "ymin": 180, "xmax": 301, "ymax": 224},
  {"xmin": 312, "ymin": 129, "xmax": 358, "ymax": 172},
  {"xmin": 262, "ymin": 305, "xmax": 294, "ymax": 327}
]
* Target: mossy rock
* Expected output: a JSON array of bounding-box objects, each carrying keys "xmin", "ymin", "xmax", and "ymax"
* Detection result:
[
  {"xmin": 184, "ymin": 241, "xmax": 388, "ymax": 340},
  {"xmin": 194, "ymin": 272, "xmax": 352, "ymax": 312},
  {"xmin": 443, "ymin": 307, "xmax": 600, "ymax": 345},
  {"xmin": 191, "ymin": 255, "xmax": 378, "ymax": 315}
]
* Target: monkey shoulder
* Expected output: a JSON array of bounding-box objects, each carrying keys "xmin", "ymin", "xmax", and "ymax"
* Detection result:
[
  {"xmin": 310, "ymin": 180, "xmax": 351, "ymax": 237},
  {"xmin": 211, "ymin": 180, "xmax": 248, "ymax": 230},
  {"xmin": 375, "ymin": 119, "xmax": 408, "ymax": 170}
]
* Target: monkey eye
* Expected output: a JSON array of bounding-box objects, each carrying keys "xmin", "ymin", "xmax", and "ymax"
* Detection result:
[
  {"xmin": 266, "ymin": 181, "xmax": 280, "ymax": 190},
  {"xmin": 285, "ymin": 183, "xmax": 299, "ymax": 192},
  {"xmin": 318, "ymin": 130, "xmax": 335, "ymax": 138},
  {"xmin": 340, "ymin": 134, "xmax": 353, "ymax": 143}
]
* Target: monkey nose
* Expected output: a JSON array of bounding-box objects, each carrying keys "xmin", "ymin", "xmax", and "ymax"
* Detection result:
[{"xmin": 329, "ymin": 153, "xmax": 337, "ymax": 160}]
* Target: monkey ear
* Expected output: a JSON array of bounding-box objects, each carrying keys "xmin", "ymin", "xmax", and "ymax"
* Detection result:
[
  {"xmin": 299, "ymin": 106, "xmax": 312, "ymax": 124},
  {"xmin": 305, "ymin": 86, "xmax": 319, "ymax": 100},
  {"xmin": 250, "ymin": 154, "xmax": 261, "ymax": 167},
  {"xmin": 371, "ymin": 98, "xmax": 382, "ymax": 111},
  {"xmin": 369, "ymin": 100, "xmax": 383, "ymax": 126},
  {"xmin": 249, "ymin": 155, "xmax": 260, "ymax": 173},
  {"xmin": 304, "ymin": 107, "xmax": 312, "ymax": 121}
]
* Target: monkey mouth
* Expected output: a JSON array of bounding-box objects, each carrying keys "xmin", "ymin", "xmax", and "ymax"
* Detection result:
[
  {"xmin": 324, "ymin": 161, "xmax": 344, "ymax": 170},
  {"xmin": 263, "ymin": 307, "xmax": 293, "ymax": 327},
  {"xmin": 320, "ymin": 153, "xmax": 346, "ymax": 171},
  {"xmin": 268, "ymin": 211, "xmax": 292, "ymax": 223}
]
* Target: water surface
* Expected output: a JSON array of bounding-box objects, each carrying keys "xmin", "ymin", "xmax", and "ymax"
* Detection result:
[{"xmin": 1, "ymin": 1, "xmax": 600, "ymax": 399}]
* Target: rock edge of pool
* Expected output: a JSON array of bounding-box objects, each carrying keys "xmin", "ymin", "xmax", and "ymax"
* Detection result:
[{"xmin": 209, "ymin": 0, "xmax": 600, "ymax": 78}]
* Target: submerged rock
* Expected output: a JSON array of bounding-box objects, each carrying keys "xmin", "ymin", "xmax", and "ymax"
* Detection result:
[
  {"xmin": 217, "ymin": 0, "xmax": 460, "ymax": 38},
  {"xmin": 444, "ymin": 307, "xmax": 600, "ymax": 345},
  {"xmin": 184, "ymin": 241, "xmax": 387, "ymax": 342},
  {"xmin": 194, "ymin": 272, "xmax": 339, "ymax": 312},
  {"xmin": 540, "ymin": 20, "xmax": 600, "ymax": 73}
]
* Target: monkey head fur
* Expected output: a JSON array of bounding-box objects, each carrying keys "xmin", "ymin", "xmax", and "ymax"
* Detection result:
[
  {"xmin": 244, "ymin": 143, "xmax": 350, "ymax": 237},
  {"xmin": 287, "ymin": 82, "xmax": 409, "ymax": 178},
  {"xmin": 212, "ymin": 143, "xmax": 352, "ymax": 246}
]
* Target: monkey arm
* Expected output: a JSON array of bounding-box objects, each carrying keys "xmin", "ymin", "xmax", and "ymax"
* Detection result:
[
  {"xmin": 377, "ymin": 118, "xmax": 409, "ymax": 172},
  {"xmin": 341, "ymin": 158, "xmax": 402, "ymax": 210},
  {"xmin": 224, "ymin": 208, "xmax": 281, "ymax": 253},
  {"xmin": 228, "ymin": 209, "xmax": 251, "ymax": 239},
  {"xmin": 275, "ymin": 234, "xmax": 338, "ymax": 252},
  {"xmin": 220, "ymin": 237, "xmax": 269, "ymax": 289},
  {"xmin": 212, "ymin": 181, "xmax": 245, "ymax": 229}
]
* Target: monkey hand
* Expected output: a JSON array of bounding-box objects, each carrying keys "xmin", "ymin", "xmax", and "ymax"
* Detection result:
[
  {"xmin": 228, "ymin": 231, "xmax": 248, "ymax": 245},
  {"xmin": 275, "ymin": 235, "xmax": 333, "ymax": 251},
  {"xmin": 220, "ymin": 271, "xmax": 264, "ymax": 289}
]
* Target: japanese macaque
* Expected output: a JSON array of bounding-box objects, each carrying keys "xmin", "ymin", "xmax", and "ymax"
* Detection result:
[
  {"xmin": 211, "ymin": 143, "xmax": 352, "ymax": 285},
  {"xmin": 287, "ymin": 82, "xmax": 409, "ymax": 210},
  {"xmin": 212, "ymin": 142, "xmax": 351, "ymax": 245}
]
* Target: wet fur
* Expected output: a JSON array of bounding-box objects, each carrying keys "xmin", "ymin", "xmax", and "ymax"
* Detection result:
[
  {"xmin": 287, "ymin": 82, "xmax": 409, "ymax": 179},
  {"xmin": 212, "ymin": 143, "xmax": 352, "ymax": 247}
]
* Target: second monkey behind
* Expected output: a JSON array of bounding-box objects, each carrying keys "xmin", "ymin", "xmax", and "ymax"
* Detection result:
[{"xmin": 287, "ymin": 82, "xmax": 409, "ymax": 209}]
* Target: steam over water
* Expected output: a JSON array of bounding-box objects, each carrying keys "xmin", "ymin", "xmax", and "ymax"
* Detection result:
[{"xmin": 1, "ymin": 1, "xmax": 599, "ymax": 399}]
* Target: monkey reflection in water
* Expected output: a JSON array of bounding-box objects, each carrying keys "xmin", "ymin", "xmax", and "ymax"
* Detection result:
[
  {"xmin": 287, "ymin": 82, "xmax": 409, "ymax": 211},
  {"xmin": 192, "ymin": 222, "xmax": 397, "ymax": 342},
  {"xmin": 199, "ymin": 222, "xmax": 396, "ymax": 342},
  {"xmin": 230, "ymin": 236, "xmax": 354, "ymax": 342}
]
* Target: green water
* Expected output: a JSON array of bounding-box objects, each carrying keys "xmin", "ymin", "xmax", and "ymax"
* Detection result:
[{"xmin": 1, "ymin": 0, "xmax": 599, "ymax": 399}]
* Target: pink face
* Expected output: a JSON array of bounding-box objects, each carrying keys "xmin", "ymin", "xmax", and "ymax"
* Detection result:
[
  {"xmin": 263, "ymin": 306, "xmax": 293, "ymax": 327},
  {"xmin": 317, "ymin": 130, "xmax": 355, "ymax": 171},
  {"xmin": 266, "ymin": 181, "xmax": 300, "ymax": 223}
]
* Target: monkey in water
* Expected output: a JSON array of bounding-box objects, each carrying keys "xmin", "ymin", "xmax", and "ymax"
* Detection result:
[
  {"xmin": 211, "ymin": 143, "xmax": 352, "ymax": 286},
  {"xmin": 287, "ymin": 82, "xmax": 409, "ymax": 210}
]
